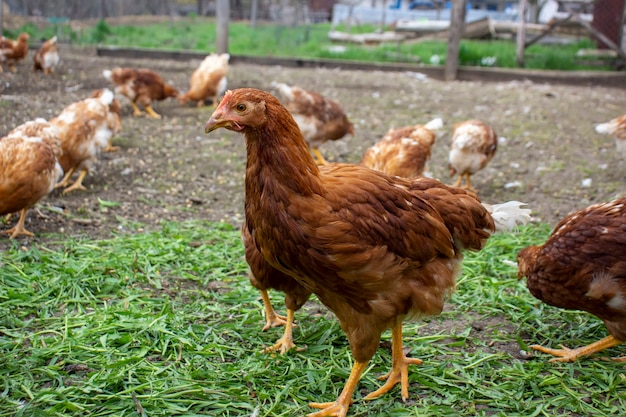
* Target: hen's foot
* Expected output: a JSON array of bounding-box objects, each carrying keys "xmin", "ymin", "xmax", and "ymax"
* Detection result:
[
  {"xmin": 308, "ymin": 400, "xmax": 351, "ymax": 417},
  {"xmin": 263, "ymin": 312, "xmax": 287, "ymax": 330},
  {"xmin": 262, "ymin": 335, "xmax": 306, "ymax": 355},
  {"xmin": 531, "ymin": 335, "xmax": 621, "ymax": 363},
  {"xmin": 364, "ymin": 355, "xmax": 422, "ymax": 401},
  {"xmin": 308, "ymin": 361, "xmax": 367, "ymax": 417},
  {"xmin": 104, "ymin": 144, "xmax": 121, "ymax": 152}
]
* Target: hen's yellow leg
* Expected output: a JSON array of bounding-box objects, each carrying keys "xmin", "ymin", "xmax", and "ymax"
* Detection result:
[
  {"xmin": 263, "ymin": 308, "xmax": 306, "ymax": 354},
  {"xmin": 3, "ymin": 208, "xmax": 34, "ymax": 239},
  {"xmin": 453, "ymin": 174, "xmax": 463, "ymax": 188},
  {"xmin": 55, "ymin": 167, "xmax": 76, "ymax": 189},
  {"xmin": 364, "ymin": 320, "xmax": 422, "ymax": 401},
  {"xmin": 531, "ymin": 335, "xmax": 622, "ymax": 363},
  {"xmin": 131, "ymin": 101, "xmax": 144, "ymax": 117},
  {"xmin": 464, "ymin": 173, "xmax": 475, "ymax": 191},
  {"xmin": 259, "ymin": 289, "xmax": 287, "ymax": 330},
  {"xmin": 144, "ymin": 104, "xmax": 162, "ymax": 119},
  {"xmin": 308, "ymin": 360, "xmax": 367, "ymax": 417},
  {"xmin": 104, "ymin": 143, "xmax": 121, "ymax": 152},
  {"xmin": 62, "ymin": 170, "xmax": 88, "ymax": 194},
  {"xmin": 311, "ymin": 148, "xmax": 328, "ymax": 165}
]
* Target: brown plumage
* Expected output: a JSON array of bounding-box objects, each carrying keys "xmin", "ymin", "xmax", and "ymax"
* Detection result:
[
  {"xmin": 517, "ymin": 198, "xmax": 626, "ymax": 363},
  {"xmin": 205, "ymin": 88, "xmax": 529, "ymax": 417},
  {"xmin": 1, "ymin": 120, "xmax": 63, "ymax": 238},
  {"xmin": 33, "ymin": 35, "xmax": 60, "ymax": 75},
  {"xmin": 103, "ymin": 67, "xmax": 178, "ymax": 119},
  {"xmin": 242, "ymin": 224, "xmax": 312, "ymax": 354},
  {"xmin": 448, "ymin": 119, "xmax": 497, "ymax": 190},
  {"xmin": 0, "ymin": 32, "xmax": 30, "ymax": 73},
  {"xmin": 361, "ymin": 118, "xmax": 443, "ymax": 178},
  {"xmin": 271, "ymin": 82, "xmax": 354, "ymax": 165},
  {"xmin": 595, "ymin": 114, "xmax": 626, "ymax": 158},
  {"xmin": 49, "ymin": 89, "xmax": 122, "ymax": 194},
  {"xmin": 179, "ymin": 53, "xmax": 229, "ymax": 107}
]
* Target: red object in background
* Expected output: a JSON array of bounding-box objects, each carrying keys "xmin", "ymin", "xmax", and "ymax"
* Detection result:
[{"xmin": 592, "ymin": 0, "xmax": 625, "ymax": 49}]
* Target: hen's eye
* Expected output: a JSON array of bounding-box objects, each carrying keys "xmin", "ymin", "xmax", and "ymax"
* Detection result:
[{"xmin": 236, "ymin": 104, "xmax": 246, "ymax": 112}]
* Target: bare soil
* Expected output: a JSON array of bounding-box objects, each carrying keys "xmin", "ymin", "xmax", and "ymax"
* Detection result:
[{"xmin": 1, "ymin": 46, "xmax": 625, "ymax": 252}]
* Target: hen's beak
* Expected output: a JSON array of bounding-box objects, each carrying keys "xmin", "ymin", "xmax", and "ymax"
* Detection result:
[{"xmin": 205, "ymin": 116, "xmax": 230, "ymax": 133}]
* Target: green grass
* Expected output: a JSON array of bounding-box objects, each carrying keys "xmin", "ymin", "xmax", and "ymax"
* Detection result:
[
  {"xmin": 5, "ymin": 17, "xmax": 615, "ymax": 71},
  {"xmin": 1, "ymin": 221, "xmax": 624, "ymax": 416}
]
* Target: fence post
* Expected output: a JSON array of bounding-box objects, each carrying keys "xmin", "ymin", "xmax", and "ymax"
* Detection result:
[
  {"xmin": 444, "ymin": 0, "xmax": 466, "ymax": 81},
  {"xmin": 216, "ymin": 0, "xmax": 229, "ymax": 53}
]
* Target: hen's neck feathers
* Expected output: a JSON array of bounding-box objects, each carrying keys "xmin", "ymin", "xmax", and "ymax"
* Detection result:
[{"xmin": 244, "ymin": 101, "xmax": 322, "ymax": 197}]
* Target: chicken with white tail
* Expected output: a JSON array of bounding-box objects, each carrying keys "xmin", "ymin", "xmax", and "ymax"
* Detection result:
[{"xmin": 595, "ymin": 114, "xmax": 626, "ymax": 158}]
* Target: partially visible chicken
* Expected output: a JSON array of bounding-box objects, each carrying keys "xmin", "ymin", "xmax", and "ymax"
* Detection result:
[
  {"xmin": 102, "ymin": 67, "xmax": 178, "ymax": 119},
  {"xmin": 1, "ymin": 120, "xmax": 63, "ymax": 238},
  {"xmin": 242, "ymin": 224, "xmax": 312, "ymax": 354},
  {"xmin": 361, "ymin": 117, "xmax": 443, "ymax": 178},
  {"xmin": 49, "ymin": 88, "xmax": 122, "ymax": 194},
  {"xmin": 205, "ymin": 88, "xmax": 530, "ymax": 417},
  {"xmin": 179, "ymin": 53, "xmax": 229, "ymax": 108},
  {"xmin": 517, "ymin": 198, "xmax": 626, "ymax": 363},
  {"xmin": 0, "ymin": 32, "xmax": 30, "ymax": 73},
  {"xmin": 33, "ymin": 35, "xmax": 60, "ymax": 75},
  {"xmin": 594, "ymin": 114, "xmax": 626, "ymax": 158},
  {"xmin": 271, "ymin": 82, "xmax": 354, "ymax": 165},
  {"xmin": 448, "ymin": 119, "xmax": 497, "ymax": 190}
]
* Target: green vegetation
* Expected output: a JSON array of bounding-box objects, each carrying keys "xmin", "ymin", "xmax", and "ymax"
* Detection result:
[
  {"xmin": 6, "ymin": 17, "xmax": 615, "ymax": 71},
  {"xmin": 2, "ymin": 221, "xmax": 624, "ymax": 416}
]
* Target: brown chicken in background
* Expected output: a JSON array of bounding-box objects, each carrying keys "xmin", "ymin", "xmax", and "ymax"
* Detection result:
[
  {"xmin": 179, "ymin": 53, "xmax": 229, "ymax": 108},
  {"xmin": 205, "ymin": 88, "xmax": 530, "ymax": 417},
  {"xmin": 517, "ymin": 198, "xmax": 626, "ymax": 363},
  {"xmin": 448, "ymin": 119, "xmax": 497, "ymax": 191},
  {"xmin": 242, "ymin": 225, "xmax": 312, "ymax": 354},
  {"xmin": 1, "ymin": 120, "xmax": 63, "ymax": 238},
  {"xmin": 33, "ymin": 35, "xmax": 60, "ymax": 75},
  {"xmin": 0, "ymin": 32, "xmax": 30, "ymax": 73},
  {"xmin": 594, "ymin": 114, "xmax": 626, "ymax": 158},
  {"xmin": 271, "ymin": 82, "xmax": 354, "ymax": 165},
  {"xmin": 361, "ymin": 117, "xmax": 443, "ymax": 178},
  {"xmin": 49, "ymin": 88, "xmax": 122, "ymax": 194},
  {"xmin": 102, "ymin": 67, "xmax": 178, "ymax": 119}
]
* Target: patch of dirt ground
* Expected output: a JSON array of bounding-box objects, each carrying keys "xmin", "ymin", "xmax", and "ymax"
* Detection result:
[{"xmin": 1, "ymin": 46, "xmax": 625, "ymax": 251}]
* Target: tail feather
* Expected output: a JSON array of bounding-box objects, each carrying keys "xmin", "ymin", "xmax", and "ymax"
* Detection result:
[
  {"xmin": 595, "ymin": 122, "xmax": 612, "ymax": 135},
  {"xmin": 102, "ymin": 69, "xmax": 112, "ymax": 82},
  {"xmin": 97, "ymin": 88, "xmax": 115, "ymax": 106},
  {"xmin": 424, "ymin": 117, "xmax": 443, "ymax": 132},
  {"xmin": 483, "ymin": 201, "xmax": 532, "ymax": 232}
]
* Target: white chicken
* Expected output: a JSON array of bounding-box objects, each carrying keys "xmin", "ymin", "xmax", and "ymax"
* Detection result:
[{"xmin": 448, "ymin": 119, "xmax": 497, "ymax": 191}]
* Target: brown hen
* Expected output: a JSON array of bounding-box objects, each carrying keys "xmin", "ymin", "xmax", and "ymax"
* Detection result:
[
  {"xmin": 179, "ymin": 53, "xmax": 229, "ymax": 108},
  {"xmin": 448, "ymin": 119, "xmax": 497, "ymax": 191},
  {"xmin": 361, "ymin": 118, "xmax": 443, "ymax": 178},
  {"xmin": 49, "ymin": 89, "xmax": 122, "ymax": 194},
  {"xmin": 1, "ymin": 120, "xmax": 63, "ymax": 238},
  {"xmin": 205, "ymin": 88, "xmax": 529, "ymax": 417},
  {"xmin": 0, "ymin": 32, "xmax": 29, "ymax": 73},
  {"xmin": 271, "ymin": 82, "xmax": 354, "ymax": 165},
  {"xmin": 517, "ymin": 198, "xmax": 626, "ymax": 362},
  {"xmin": 33, "ymin": 35, "xmax": 60, "ymax": 75},
  {"xmin": 103, "ymin": 67, "xmax": 178, "ymax": 119}
]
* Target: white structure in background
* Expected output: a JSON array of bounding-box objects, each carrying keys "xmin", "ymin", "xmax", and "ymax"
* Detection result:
[{"xmin": 331, "ymin": 1, "xmax": 519, "ymax": 26}]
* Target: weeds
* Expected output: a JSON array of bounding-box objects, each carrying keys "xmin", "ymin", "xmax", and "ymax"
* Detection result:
[{"xmin": 1, "ymin": 222, "xmax": 624, "ymax": 416}]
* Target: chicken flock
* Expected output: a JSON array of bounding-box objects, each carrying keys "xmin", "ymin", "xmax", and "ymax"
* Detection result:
[{"xmin": 2, "ymin": 34, "xmax": 626, "ymax": 417}]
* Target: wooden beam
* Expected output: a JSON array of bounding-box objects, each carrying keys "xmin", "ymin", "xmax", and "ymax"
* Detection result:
[
  {"xmin": 516, "ymin": 0, "xmax": 527, "ymax": 67},
  {"xmin": 524, "ymin": 13, "xmax": 574, "ymax": 48}
]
